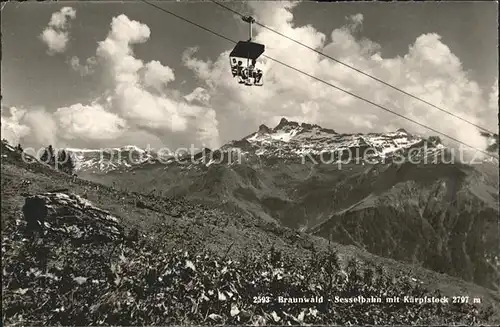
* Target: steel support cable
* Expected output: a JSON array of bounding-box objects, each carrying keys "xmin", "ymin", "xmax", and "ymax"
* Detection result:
[
  {"xmin": 140, "ymin": 0, "xmax": 498, "ymax": 159},
  {"xmin": 211, "ymin": 0, "xmax": 496, "ymax": 136}
]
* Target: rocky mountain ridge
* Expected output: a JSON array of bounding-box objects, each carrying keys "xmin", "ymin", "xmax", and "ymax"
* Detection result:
[
  {"xmin": 64, "ymin": 118, "xmax": 458, "ymax": 174},
  {"xmin": 58, "ymin": 118, "xmax": 499, "ymax": 291}
]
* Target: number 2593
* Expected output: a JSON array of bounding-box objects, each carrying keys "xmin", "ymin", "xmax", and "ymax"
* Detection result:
[{"xmin": 253, "ymin": 296, "xmax": 271, "ymax": 304}]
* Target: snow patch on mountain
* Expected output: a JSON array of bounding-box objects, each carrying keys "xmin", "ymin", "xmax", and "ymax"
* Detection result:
[
  {"xmin": 59, "ymin": 118, "xmax": 495, "ymax": 174},
  {"xmin": 234, "ymin": 118, "xmax": 432, "ymax": 160},
  {"xmin": 66, "ymin": 145, "xmax": 163, "ymax": 173}
]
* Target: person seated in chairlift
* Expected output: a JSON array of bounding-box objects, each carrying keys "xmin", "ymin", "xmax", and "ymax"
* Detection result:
[
  {"xmin": 248, "ymin": 59, "xmax": 257, "ymax": 75},
  {"xmin": 241, "ymin": 69, "xmax": 251, "ymax": 84},
  {"xmin": 237, "ymin": 61, "xmax": 249, "ymax": 84},
  {"xmin": 247, "ymin": 59, "xmax": 262, "ymax": 85},
  {"xmin": 231, "ymin": 58, "xmax": 239, "ymax": 77},
  {"xmin": 234, "ymin": 60, "xmax": 243, "ymax": 80},
  {"xmin": 253, "ymin": 69, "xmax": 263, "ymax": 85},
  {"xmin": 245, "ymin": 60, "xmax": 256, "ymax": 86}
]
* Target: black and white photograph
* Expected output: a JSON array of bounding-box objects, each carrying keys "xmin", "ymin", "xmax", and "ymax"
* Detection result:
[{"xmin": 1, "ymin": 0, "xmax": 499, "ymax": 325}]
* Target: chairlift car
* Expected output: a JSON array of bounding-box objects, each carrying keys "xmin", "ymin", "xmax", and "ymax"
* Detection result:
[{"xmin": 229, "ymin": 15, "xmax": 265, "ymax": 86}]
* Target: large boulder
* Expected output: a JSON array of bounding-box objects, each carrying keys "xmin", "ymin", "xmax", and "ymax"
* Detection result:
[
  {"xmin": 22, "ymin": 196, "xmax": 48, "ymax": 232},
  {"xmin": 22, "ymin": 192, "xmax": 124, "ymax": 242}
]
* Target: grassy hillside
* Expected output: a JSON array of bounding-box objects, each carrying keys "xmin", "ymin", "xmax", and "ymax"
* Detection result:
[
  {"xmin": 3, "ymin": 143, "xmax": 500, "ymax": 325},
  {"xmin": 79, "ymin": 151, "xmax": 499, "ymax": 291}
]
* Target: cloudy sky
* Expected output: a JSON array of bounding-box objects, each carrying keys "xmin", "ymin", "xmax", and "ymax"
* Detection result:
[{"xmin": 1, "ymin": 0, "xmax": 498, "ymax": 152}]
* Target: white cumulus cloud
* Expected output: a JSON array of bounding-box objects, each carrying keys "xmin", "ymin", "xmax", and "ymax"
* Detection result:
[
  {"xmin": 143, "ymin": 60, "xmax": 176, "ymax": 92},
  {"xmin": 94, "ymin": 14, "xmax": 220, "ymax": 148},
  {"xmin": 182, "ymin": 1, "xmax": 496, "ymax": 155},
  {"xmin": 1, "ymin": 107, "xmax": 32, "ymax": 145},
  {"xmin": 184, "ymin": 87, "xmax": 211, "ymax": 105},
  {"xmin": 1, "ymin": 107, "xmax": 57, "ymax": 148},
  {"xmin": 54, "ymin": 103, "xmax": 127, "ymax": 141},
  {"xmin": 23, "ymin": 14, "xmax": 221, "ymax": 150},
  {"xmin": 39, "ymin": 7, "xmax": 76, "ymax": 55}
]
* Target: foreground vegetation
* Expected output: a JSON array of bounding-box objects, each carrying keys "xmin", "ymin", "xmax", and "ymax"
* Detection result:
[
  {"xmin": 2, "ymin": 216, "xmax": 494, "ymax": 325},
  {"xmin": 1, "ymin": 140, "xmax": 498, "ymax": 325}
]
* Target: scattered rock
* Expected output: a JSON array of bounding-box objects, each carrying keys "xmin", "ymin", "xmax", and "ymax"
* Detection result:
[
  {"xmin": 170, "ymin": 210, "xmax": 181, "ymax": 218},
  {"xmin": 22, "ymin": 192, "xmax": 124, "ymax": 242},
  {"xmin": 136, "ymin": 200, "xmax": 147, "ymax": 209}
]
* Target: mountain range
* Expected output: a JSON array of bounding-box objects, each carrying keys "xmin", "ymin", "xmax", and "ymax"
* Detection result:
[
  {"xmin": 65, "ymin": 118, "xmax": 500, "ymax": 291},
  {"xmin": 68, "ymin": 117, "xmax": 456, "ymax": 173}
]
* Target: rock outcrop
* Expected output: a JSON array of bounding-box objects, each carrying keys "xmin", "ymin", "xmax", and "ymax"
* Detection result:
[{"xmin": 22, "ymin": 192, "xmax": 124, "ymax": 242}]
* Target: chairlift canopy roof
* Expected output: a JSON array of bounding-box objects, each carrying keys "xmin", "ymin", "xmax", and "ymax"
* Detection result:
[{"xmin": 230, "ymin": 41, "xmax": 265, "ymax": 60}]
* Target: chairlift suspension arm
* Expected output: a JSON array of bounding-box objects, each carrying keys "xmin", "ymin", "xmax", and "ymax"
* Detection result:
[
  {"xmin": 242, "ymin": 16, "xmax": 255, "ymax": 41},
  {"xmin": 241, "ymin": 16, "xmax": 255, "ymax": 69},
  {"xmin": 247, "ymin": 19, "xmax": 251, "ymax": 67},
  {"xmin": 249, "ymin": 18, "xmax": 252, "ymax": 41}
]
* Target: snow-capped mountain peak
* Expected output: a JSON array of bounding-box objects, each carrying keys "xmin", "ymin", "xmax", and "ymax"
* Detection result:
[
  {"xmin": 228, "ymin": 117, "xmax": 434, "ymax": 161},
  {"xmin": 55, "ymin": 118, "xmax": 496, "ymax": 174},
  {"xmin": 66, "ymin": 145, "xmax": 147, "ymax": 153},
  {"xmin": 66, "ymin": 146, "xmax": 160, "ymax": 173}
]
